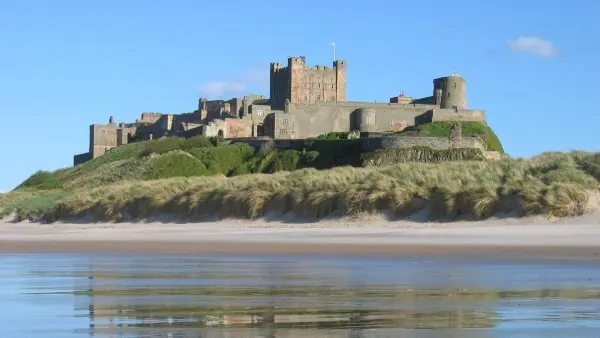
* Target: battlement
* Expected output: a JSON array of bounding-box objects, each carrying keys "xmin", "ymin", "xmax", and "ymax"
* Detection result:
[
  {"xmin": 279, "ymin": 56, "xmax": 346, "ymax": 70},
  {"xmin": 288, "ymin": 56, "xmax": 306, "ymax": 65},
  {"xmin": 270, "ymin": 56, "xmax": 348, "ymax": 109}
]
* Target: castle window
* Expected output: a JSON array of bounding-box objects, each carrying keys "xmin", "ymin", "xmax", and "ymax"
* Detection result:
[
  {"xmin": 279, "ymin": 129, "xmax": 289, "ymax": 135},
  {"xmin": 316, "ymin": 95, "xmax": 321, "ymax": 101},
  {"xmin": 331, "ymin": 84, "xmax": 334, "ymax": 89},
  {"xmin": 281, "ymin": 118, "xmax": 289, "ymax": 124},
  {"xmin": 448, "ymin": 93, "xmax": 451, "ymax": 97}
]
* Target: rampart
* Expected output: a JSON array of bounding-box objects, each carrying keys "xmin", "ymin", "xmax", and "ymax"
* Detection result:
[
  {"xmin": 279, "ymin": 101, "xmax": 485, "ymax": 139},
  {"xmin": 415, "ymin": 108, "xmax": 487, "ymax": 124},
  {"xmin": 73, "ymin": 152, "xmax": 91, "ymax": 166},
  {"xmin": 231, "ymin": 135, "xmax": 485, "ymax": 153},
  {"xmin": 360, "ymin": 136, "xmax": 485, "ymax": 152}
]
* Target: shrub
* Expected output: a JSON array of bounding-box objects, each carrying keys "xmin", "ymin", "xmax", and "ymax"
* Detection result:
[
  {"xmin": 316, "ymin": 132, "xmax": 350, "ymax": 140},
  {"xmin": 307, "ymin": 139, "xmax": 363, "ymax": 168},
  {"xmin": 258, "ymin": 140, "xmax": 275, "ymax": 157},
  {"xmin": 187, "ymin": 143, "xmax": 257, "ymax": 175},
  {"xmin": 138, "ymin": 136, "xmax": 213, "ymax": 158},
  {"xmin": 16, "ymin": 170, "xmax": 63, "ymax": 190},
  {"xmin": 143, "ymin": 151, "xmax": 209, "ymax": 180},
  {"xmin": 264, "ymin": 150, "xmax": 302, "ymax": 173}
]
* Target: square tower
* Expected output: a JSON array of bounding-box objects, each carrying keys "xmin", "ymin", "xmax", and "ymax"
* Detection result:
[{"xmin": 269, "ymin": 56, "xmax": 347, "ymax": 110}]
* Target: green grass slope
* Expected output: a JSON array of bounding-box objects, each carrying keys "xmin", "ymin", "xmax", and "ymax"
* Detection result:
[
  {"xmin": 397, "ymin": 121, "xmax": 504, "ymax": 152},
  {"xmin": 0, "ymin": 124, "xmax": 517, "ymax": 221},
  {"xmin": 2, "ymin": 151, "xmax": 599, "ymax": 222},
  {"xmin": 15, "ymin": 128, "xmax": 495, "ymax": 193}
]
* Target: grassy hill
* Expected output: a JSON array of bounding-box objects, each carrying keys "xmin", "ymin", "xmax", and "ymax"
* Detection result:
[
  {"xmin": 5, "ymin": 122, "xmax": 599, "ymax": 223},
  {"xmin": 396, "ymin": 121, "xmax": 504, "ymax": 152},
  {"xmin": 15, "ymin": 122, "xmax": 501, "ymax": 191}
]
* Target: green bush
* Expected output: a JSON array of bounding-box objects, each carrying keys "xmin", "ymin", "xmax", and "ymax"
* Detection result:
[
  {"xmin": 316, "ymin": 132, "xmax": 350, "ymax": 140},
  {"xmin": 577, "ymin": 153, "xmax": 600, "ymax": 180},
  {"xmin": 143, "ymin": 151, "xmax": 209, "ymax": 180},
  {"xmin": 139, "ymin": 136, "xmax": 213, "ymax": 158},
  {"xmin": 307, "ymin": 139, "xmax": 363, "ymax": 168},
  {"xmin": 16, "ymin": 170, "xmax": 63, "ymax": 190},
  {"xmin": 264, "ymin": 150, "xmax": 302, "ymax": 173},
  {"xmin": 187, "ymin": 143, "xmax": 257, "ymax": 175}
]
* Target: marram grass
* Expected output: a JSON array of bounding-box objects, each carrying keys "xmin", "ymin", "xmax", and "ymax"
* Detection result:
[{"xmin": 2, "ymin": 151, "xmax": 599, "ymax": 223}]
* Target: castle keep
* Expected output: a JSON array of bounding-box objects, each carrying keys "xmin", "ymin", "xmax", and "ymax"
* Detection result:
[{"xmin": 74, "ymin": 56, "xmax": 487, "ymax": 165}]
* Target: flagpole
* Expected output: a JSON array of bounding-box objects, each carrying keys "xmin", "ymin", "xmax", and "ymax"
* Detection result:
[{"xmin": 331, "ymin": 42, "xmax": 336, "ymax": 61}]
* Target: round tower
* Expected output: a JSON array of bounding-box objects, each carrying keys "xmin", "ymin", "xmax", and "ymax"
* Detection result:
[
  {"xmin": 355, "ymin": 108, "xmax": 376, "ymax": 132},
  {"xmin": 433, "ymin": 73, "xmax": 467, "ymax": 109}
]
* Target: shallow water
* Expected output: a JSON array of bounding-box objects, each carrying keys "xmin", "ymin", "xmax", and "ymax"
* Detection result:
[{"xmin": 2, "ymin": 254, "xmax": 600, "ymax": 337}]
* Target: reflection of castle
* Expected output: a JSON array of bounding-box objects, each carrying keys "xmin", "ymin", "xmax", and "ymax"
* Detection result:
[
  {"xmin": 74, "ymin": 56, "xmax": 487, "ymax": 165},
  {"xmin": 78, "ymin": 261, "xmax": 500, "ymax": 337}
]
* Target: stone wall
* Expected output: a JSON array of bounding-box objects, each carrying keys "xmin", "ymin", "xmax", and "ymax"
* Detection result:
[
  {"xmin": 484, "ymin": 151, "xmax": 506, "ymax": 160},
  {"xmin": 201, "ymin": 118, "xmax": 252, "ymax": 138},
  {"xmin": 273, "ymin": 112, "xmax": 296, "ymax": 139},
  {"xmin": 284, "ymin": 101, "xmax": 439, "ymax": 139},
  {"xmin": 226, "ymin": 118, "xmax": 252, "ymax": 138},
  {"xmin": 430, "ymin": 108, "xmax": 486, "ymax": 123},
  {"xmin": 89, "ymin": 124, "xmax": 118, "ymax": 158},
  {"xmin": 116, "ymin": 126, "xmax": 136, "ymax": 146},
  {"xmin": 250, "ymin": 104, "xmax": 271, "ymax": 137},
  {"xmin": 232, "ymin": 136, "xmax": 485, "ymax": 153},
  {"xmin": 137, "ymin": 113, "xmax": 162, "ymax": 124},
  {"xmin": 360, "ymin": 136, "xmax": 485, "ymax": 152},
  {"xmin": 73, "ymin": 152, "xmax": 91, "ymax": 166}
]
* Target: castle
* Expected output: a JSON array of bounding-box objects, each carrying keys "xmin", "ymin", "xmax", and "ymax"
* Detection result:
[{"xmin": 74, "ymin": 56, "xmax": 487, "ymax": 165}]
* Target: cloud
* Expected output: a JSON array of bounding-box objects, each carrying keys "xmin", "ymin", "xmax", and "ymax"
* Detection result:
[
  {"xmin": 507, "ymin": 37, "xmax": 559, "ymax": 58},
  {"xmin": 198, "ymin": 70, "xmax": 268, "ymax": 98}
]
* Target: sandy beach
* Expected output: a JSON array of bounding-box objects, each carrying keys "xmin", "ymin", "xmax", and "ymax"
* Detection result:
[{"xmin": 0, "ymin": 211, "xmax": 599, "ymax": 260}]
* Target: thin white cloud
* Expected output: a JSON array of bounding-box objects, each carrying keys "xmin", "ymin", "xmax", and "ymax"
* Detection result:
[
  {"xmin": 198, "ymin": 70, "xmax": 268, "ymax": 98},
  {"xmin": 507, "ymin": 37, "xmax": 559, "ymax": 58}
]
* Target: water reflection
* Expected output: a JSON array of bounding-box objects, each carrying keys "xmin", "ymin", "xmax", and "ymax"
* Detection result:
[{"xmin": 2, "ymin": 254, "xmax": 600, "ymax": 337}]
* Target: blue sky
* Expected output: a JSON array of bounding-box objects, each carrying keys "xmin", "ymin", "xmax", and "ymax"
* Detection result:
[{"xmin": 0, "ymin": 0, "xmax": 598, "ymax": 192}]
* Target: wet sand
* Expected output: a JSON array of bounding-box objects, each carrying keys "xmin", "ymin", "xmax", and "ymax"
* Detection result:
[{"xmin": 1, "ymin": 212, "xmax": 600, "ymax": 260}]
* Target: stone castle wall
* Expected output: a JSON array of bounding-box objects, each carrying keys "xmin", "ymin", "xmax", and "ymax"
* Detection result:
[
  {"xmin": 232, "ymin": 135, "xmax": 485, "ymax": 153},
  {"xmin": 89, "ymin": 124, "xmax": 118, "ymax": 158},
  {"xmin": 276, "ymin": 101, "xmax": 485, "ymax": 140},
  {"xmin": 360, "ymin": 136, "xmax": 485, "ymax": 152}
]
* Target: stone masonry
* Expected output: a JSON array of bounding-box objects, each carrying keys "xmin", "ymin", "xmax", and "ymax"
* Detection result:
[{"xmin": 74, "ymin": 56, "xmax": 488, "ymax": 165}]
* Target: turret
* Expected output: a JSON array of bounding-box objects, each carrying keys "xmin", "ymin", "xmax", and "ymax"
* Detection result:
[{"xmin": 433, "ymin": 73, "xmax": 467, "ymax": 109}]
